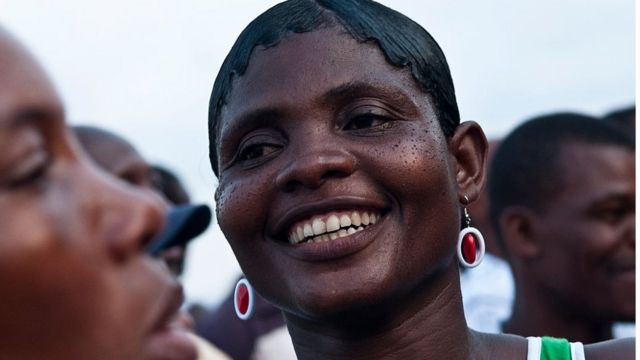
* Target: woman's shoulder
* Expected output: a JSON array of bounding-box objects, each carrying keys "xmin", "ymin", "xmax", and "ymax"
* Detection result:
[
  {"xmin": 472, "ymin": 330, "xmax": 528, "ymax": 359},
  {"xmin": 584, "ymin": 337, "xmax": 635, "ymax": 360}
]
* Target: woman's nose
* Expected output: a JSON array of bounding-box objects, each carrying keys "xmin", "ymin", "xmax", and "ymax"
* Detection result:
[{"xmin": 274, "ymin": 146, "xmax": 357, "ymax": 192}]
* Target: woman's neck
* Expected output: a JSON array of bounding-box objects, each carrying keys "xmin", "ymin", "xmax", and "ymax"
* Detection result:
[{"xmin": 284, "ymin": 264, "xmax": 478, "ymax": 360}]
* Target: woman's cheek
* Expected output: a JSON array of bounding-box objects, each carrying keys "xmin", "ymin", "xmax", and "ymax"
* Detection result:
[{"xmin": 216, "ymin": 176, "xmax": 267, "ymax": 244}]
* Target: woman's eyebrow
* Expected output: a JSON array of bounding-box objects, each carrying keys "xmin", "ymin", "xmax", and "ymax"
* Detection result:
[
  {"xmin": 320, "ymin": 81, "xmax": 418, "ymax": 111},
  {"xmin": 221, "ymin": 107, "xmax": 284, "ymax": 140}
]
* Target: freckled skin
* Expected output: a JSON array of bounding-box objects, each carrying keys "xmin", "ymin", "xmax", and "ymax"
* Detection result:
[
  {"xmin": 214, "ymin": 27, "xmax": 497, "ymax": 359},
  {"xmin": 217, "ymin": 28, "xmax": 460, "ymax": 317},
  {"xmin": 213, "ymin": 26, "xmax": 634, "ymax": 360}
]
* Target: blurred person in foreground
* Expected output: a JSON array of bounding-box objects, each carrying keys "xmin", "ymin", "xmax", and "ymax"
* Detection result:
[
  {"xmin": 74, "ymin": 125, "xmax": 204, "ymax": 278},
  {"xmin": 73, "ymin": 126, "xmax": 228, "ymax": 359},
  {"xmin": 490, "ymin": 113, "xmax": 635, "ymax": 343},
  {"xmin": 0, "ymin": 27, "xmax": 197, "ymax": 360}
]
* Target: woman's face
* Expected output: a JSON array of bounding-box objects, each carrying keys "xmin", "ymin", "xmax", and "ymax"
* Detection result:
[
  {"xmin": 216, "ymin": 28, "xmax": 483, "ymax": 318},
  {"xmin": 0, "ymin": 34, "xmax": 195, "ymax": 359}
]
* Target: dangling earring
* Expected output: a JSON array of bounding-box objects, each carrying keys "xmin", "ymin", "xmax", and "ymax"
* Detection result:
[
  {"xmin": 457, "ymin": 196, "xmax": 485, "ymax": 268},
  {"xmin": 234, "ymin": 278, "xmax": 255, "ymax": 320}
]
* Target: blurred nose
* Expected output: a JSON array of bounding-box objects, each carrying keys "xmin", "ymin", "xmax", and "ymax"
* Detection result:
[
  {"xmin": 89, "ymin": 167, "xmax": 166, "ymax": 262},
  {"xmin": 275, "ymin": 144, "xmax": 356, "ymax": 192}
]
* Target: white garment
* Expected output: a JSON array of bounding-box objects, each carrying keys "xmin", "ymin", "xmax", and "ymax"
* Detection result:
[{"xmin": 526, "ymin": 337, "xmax": 585, "ymax": 360}]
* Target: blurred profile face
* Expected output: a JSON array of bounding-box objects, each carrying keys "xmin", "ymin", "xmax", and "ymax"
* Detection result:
[
  {"xmin": 75, "ymin": 130, "xmax": 189, "ymax": 277},
  {"xmin": 215, "ymin": 27, "xmax": 467, "ymax": 318},
  {"xmin": 0, "ymin": 31, "xmax": 196, "ymax": 360},
  {"xmin": 76, "ymin": 129, "xmax": 155, "ymax": 189},
  {"xmin": 532, "ymin": 141, "xmax": 635, "ymax": 322}
]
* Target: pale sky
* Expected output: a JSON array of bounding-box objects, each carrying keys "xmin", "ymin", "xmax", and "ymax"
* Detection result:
[{"xmin": 0, "ymin": 0, "xmax": 634, "ymax": 305}]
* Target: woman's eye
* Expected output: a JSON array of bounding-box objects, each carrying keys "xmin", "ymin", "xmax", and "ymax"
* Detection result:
[
  {"xmin": 238, "ymin": 143, "xmax": 279, "ymax": 162},
  {"xmin": 345, "ymin": 114, "xmax": 391, "ymax": 130}
]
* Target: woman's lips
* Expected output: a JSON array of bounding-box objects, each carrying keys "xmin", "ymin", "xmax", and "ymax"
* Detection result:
[
  {"xmin": 282, "ymin": 213, "xmax": 385, "ymax": 262},
  {"xmin": 287, "ymin": 209, "xmax": 381, "ymax": 244}
]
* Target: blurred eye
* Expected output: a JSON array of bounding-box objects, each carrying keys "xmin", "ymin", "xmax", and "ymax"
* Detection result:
[
  {"xmin": 7, "ymin": 153, "xmax": 51, "ymax": 189},
  {"xmin": 591, "ymin": 202, "xmax": 633, "ymax": 224},
  {"xmin": 344, "ymin": 113, "xmax": 392, "ymax": 131},
  {"xmin": 238, "ymin": 143, "xmax": 280, "ymax": 162}
]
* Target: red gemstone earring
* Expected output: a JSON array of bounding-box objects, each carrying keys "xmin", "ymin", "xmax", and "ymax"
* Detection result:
[
  {"xmin": 234, "ymin": 278, "xmax": 255, "ymax": 320},
  {"xmin": 457, "ymin": 196, "xmax": 485, "ymax": 268}
]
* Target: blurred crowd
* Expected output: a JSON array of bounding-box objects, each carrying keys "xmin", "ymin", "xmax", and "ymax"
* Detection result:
[{"xmin": 0, "ymin": 2, "xmax": 634, "ymax": 359}]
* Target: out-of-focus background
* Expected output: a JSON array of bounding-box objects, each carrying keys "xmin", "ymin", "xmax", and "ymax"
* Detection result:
[{"xmin": 0, "ymin": 0, "xmax": 633, "ymax": 306}]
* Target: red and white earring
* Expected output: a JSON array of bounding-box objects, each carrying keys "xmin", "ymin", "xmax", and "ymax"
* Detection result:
[
  {"xmin": 234, "ymin": 278, "xmax": 255, "ymax": 320},
  {"xmin": 457, "ymin": 196, "xmax": 485, "ymax": 268}
]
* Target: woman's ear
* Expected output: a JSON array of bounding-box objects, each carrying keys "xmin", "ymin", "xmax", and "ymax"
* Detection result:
[{"xmin": 449, "ymin": 121, "xmax": 488, "ymax": 203}]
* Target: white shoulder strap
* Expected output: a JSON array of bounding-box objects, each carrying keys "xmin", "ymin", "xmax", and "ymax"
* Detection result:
[
  {"xmin": 570, "ymin": 341, "xmax": 585, "ymax": 360},
  {"xmin": 527, "ymin": 337, "xmax": 541, "ymax": 360}
]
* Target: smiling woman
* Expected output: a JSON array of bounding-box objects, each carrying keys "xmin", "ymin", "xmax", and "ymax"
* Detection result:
[
  {"xmin": 0, "ymin": 29, "xmax": 197, "ymax": 360},
  {"xmin": 207, "ymin": 1, "xmax": 634, "ymax": 359}
]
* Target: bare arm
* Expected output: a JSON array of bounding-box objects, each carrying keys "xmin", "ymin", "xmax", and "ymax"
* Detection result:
[{"xmin": 585, "ymin": 337, "xmax": 635, "ymax": 360}]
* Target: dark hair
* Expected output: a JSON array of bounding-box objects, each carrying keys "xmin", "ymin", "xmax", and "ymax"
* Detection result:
[
  {"xmin": 208, "ymin": 0, "xmax": 459, "ymax": 176},
  {"xmin": 489, "ymin": 112, "xmax": 635, "ymax": 248},
  {"xmin": 603, "ymin": 105, "xmax": 635, "ymax": 135}
]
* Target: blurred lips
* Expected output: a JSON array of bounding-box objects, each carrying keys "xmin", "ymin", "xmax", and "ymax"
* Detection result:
[{"xmin": 145, "ymin": 281, "xmax": 197, "ymax": 360}]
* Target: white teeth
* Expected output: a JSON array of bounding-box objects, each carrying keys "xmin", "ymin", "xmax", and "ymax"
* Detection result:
[
  {"xmin": 303, "ymin": 223, "xmax": 314, "ymax": 238},
  {"xmin": 351, "ymin": 212, "xmax": 361, "ymax": 226},
  {"xmin": 289, "ymin": 211, "xmax": 381, "ymax": 244},
  {"xmin": 362, "ymin": 213, "xmax": 370, "ymax": 225},
  {"xmin": 312, "ymin": 218, "xmax": 326, "ymax": 235},
  {"xmin": 326, "ymin": 215, "xmax": 340, "ymax": 232}
]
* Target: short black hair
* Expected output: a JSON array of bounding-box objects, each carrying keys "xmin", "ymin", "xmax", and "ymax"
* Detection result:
[
  {"xmin": 489, "ymin": 112, "xmax": 635, "ymax": 246},
  {"xmin": 603, "ymin": 105, "xmax": 635, "ymax": 135},
  {"xmin": 208, "ymin": 0, "xmax": 459, "ymax": 176}
]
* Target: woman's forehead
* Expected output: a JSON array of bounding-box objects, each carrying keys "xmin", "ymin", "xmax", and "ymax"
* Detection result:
[{"xmin": 219, "ymin": 28, "xmax": 427, "ymax": 135}]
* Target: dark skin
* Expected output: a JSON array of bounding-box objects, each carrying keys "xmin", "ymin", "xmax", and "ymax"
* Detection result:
[
  {"xmin": 214, "ymin": 27, "xmax": 633, "ymax": 359},
  {"xmin": 216, "ymin": 26, "xmax": 500, "ymax": 359},
  {"xmin": 501, "ymin": 142, "xmax": 635, "ymax": 343},
  {"xmin": 0, "ymin": 30, "xmax": 196, "ymax": 360},
  {"xmin": 75, "ymin": 127, "xmax": 155, "ymax": 189},
  {"xmin": 75, "ymin": 127, "xmax": 188, "ymax": 276},
  {"xmin": 467, "ymin": 140, "xmax": 503, "ymax": 258}
]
